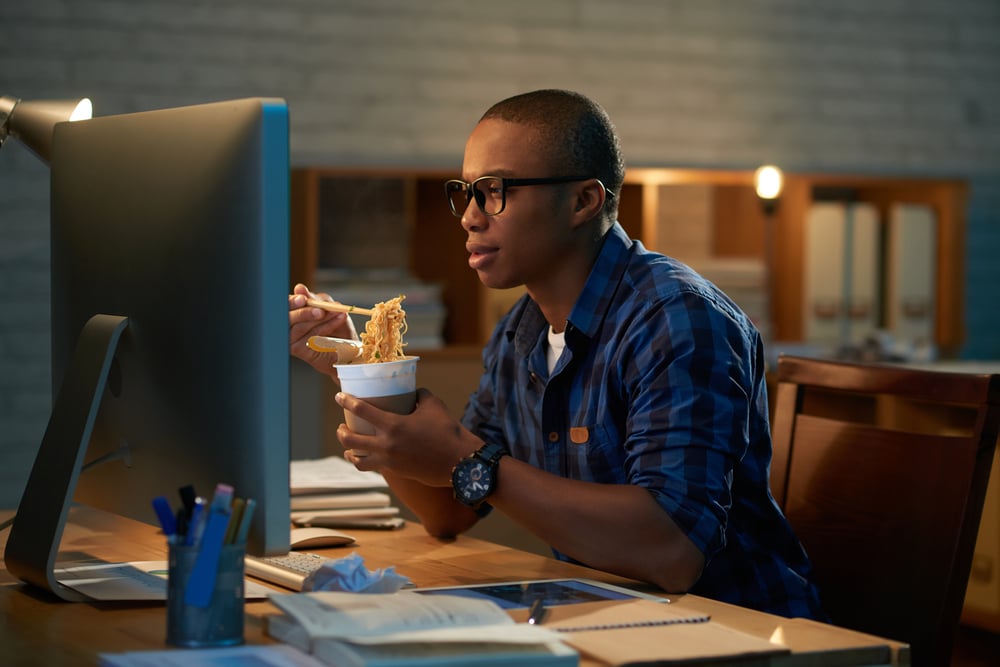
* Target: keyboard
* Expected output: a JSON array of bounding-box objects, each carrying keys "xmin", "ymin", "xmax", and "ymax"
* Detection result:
[{"xmin": 244, "ymin": 551, "xmax": 333, "ymax": 591}]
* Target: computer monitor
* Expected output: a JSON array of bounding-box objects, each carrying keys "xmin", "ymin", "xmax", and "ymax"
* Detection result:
[{"xmin": 4, "ymin": 98, "xmax": 291, "ymax": 600}]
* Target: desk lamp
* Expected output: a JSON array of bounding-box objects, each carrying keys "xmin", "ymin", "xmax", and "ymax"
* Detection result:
[{"xmin": 0, "ymin": 95, "xmax": 93, "ymax": 164}]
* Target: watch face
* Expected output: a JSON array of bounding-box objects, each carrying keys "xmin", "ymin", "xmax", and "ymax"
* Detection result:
[{"xmin": 453, "ymin": 458, "xmax": 495, "ymax": 506}]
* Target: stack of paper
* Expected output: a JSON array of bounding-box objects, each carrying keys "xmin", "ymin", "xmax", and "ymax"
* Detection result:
[{"xmin": 290, "ymin": 456, "xmax": 405, "ymax": 530}]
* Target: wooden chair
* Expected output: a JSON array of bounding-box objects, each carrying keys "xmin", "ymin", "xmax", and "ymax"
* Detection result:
[{"xmin": 769, "ymin": 355, "xmax": 1000, "ymax": 667}]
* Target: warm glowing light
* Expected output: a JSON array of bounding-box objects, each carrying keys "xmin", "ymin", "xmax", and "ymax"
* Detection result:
[
  {"xmin": 754, "ymin": 165, "xmax": 784, "ymax": 200},
  {"xmin": 70, "ymin": 98, "xmax": 93, "ymax": 122}
]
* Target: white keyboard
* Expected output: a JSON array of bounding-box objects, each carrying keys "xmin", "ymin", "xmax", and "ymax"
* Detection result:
[{"xmin": 244, "ymin": 551, "xmax": 333, "ymax": 591}]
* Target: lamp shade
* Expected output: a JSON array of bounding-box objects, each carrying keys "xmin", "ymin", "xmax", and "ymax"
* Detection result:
[{"xmin": 0, "ymin": 95, "xmax": 93, "ymax": 164}]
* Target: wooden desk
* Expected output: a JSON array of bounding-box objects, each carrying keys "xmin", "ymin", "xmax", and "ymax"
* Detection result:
[{"xmin": 1, "ymin": 507, "xmax": 908, "ymax": 666}]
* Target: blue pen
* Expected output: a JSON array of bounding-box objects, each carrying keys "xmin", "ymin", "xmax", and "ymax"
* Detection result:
[
  {"xmin": 151, "ymin": 495, "xmax": 178, "ymax": 541},
  {"xmin": 185, "ymin": 497, "xmax": 207, "ymax": 546}
]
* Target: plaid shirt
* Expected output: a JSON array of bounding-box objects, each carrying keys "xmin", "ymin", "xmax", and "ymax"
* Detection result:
[{"xmin": 462, "ymin": 223, "xmax": 825, "ymax": 620}]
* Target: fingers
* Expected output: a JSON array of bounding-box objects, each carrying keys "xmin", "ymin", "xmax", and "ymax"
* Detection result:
[
  {"xmin": 339, "ymin": 424, "xmax": 377, "ymax": 471},
  {"xmin": 289, "ymin": 284, "xmax": 359, "ymax": 344},
  {"xmin": 335, "ymin": 392, "xmax": 383, "ymax": 427}
]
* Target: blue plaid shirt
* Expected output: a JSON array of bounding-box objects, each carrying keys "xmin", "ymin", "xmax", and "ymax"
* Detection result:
[{"xmin": 462, "ymin": 223, "xmax": 825, "ymax": 619}]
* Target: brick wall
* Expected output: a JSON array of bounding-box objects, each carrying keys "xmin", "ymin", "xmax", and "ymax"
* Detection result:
[{"xmin": 2, "ymin": 0, "xmax": 999, "ymax": 506}]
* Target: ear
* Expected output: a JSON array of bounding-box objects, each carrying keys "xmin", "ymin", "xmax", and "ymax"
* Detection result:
[{"xmin": 569, "ymin": 179, "xmax": 607, "ymax": 227}]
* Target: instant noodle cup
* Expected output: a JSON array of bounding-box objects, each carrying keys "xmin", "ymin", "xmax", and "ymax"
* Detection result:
[{"xmin": 333, "ymin": 356, "xmax": 419, "ymax": 435}]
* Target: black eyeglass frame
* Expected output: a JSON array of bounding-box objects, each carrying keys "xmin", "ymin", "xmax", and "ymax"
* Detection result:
[{"xmin": 445, "ymin": 175, "xmax": 604, "ymax": 218}]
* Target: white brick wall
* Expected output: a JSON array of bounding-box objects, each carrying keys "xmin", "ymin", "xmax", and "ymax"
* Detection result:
[{"xmin": 2, "ymin": 0, "xmax": 999, "ymax": 506}]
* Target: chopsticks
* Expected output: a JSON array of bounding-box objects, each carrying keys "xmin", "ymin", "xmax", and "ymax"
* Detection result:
[{"xmin": 305, "ymin": 298, "xmax": 375, "ymax": 317}]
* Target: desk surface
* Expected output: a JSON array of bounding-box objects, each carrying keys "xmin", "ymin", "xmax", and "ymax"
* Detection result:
[{"xmin": 1, "ymin": 507, "xmax": 908, "ymax": 667}]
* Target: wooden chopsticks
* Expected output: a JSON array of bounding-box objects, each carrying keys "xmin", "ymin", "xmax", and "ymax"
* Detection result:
[{"xmin": 305, "ymin": 298, "xmax": 375, "ymax": 317}]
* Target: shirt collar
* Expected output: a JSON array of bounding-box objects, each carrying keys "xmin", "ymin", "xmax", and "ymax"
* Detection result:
[
  {"xmin": 567, "ymin": 222, "xmax": 632, "ymax": 339},
  {"xmin": 509, "ymin": 222, "xmax": 633, "ymax": 355}
]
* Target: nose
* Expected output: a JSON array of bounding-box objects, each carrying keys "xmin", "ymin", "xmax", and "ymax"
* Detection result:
[{"xmin": 460, "ymin": 201, "xmax": 486, "ymax": 232}]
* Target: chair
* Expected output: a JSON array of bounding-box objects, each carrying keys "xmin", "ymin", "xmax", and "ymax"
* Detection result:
[{"xmin": 769, "ymin": 355, "xmax": 1000, "ymax": 667}]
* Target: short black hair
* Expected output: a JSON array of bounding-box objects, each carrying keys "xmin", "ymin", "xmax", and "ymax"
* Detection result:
[{"xmin": 481, "ymin": 89, "xmax": 625, "ymax": 219}]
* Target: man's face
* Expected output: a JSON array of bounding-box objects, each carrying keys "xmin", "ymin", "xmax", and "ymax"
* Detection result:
[{"xmin": 458, "ymin": 119, "xmax": 579, "ymax": 291}]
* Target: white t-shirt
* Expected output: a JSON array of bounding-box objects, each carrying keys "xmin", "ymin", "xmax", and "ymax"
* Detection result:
[{"xmin": 547, "ymin": 326, "xmax": 566, "ymax": 374}]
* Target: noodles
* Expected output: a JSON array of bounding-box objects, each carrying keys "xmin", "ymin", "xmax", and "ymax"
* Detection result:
[{"xmin": 359, "ymin": 295, "xmax": 408, "ymax": 363}]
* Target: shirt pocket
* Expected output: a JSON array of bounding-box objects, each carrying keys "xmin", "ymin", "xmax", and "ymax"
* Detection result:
[{"xmin": 563, "ymin": 422, "xmax": 627, "ymax": 483}]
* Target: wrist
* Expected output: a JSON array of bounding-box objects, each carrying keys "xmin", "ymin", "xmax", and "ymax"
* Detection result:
[{"xmin": 451, "ymin": 442, "xmax": 508, "ymax": 512}]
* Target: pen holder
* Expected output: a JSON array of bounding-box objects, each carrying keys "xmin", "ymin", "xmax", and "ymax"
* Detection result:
[{"xmin": 166, "ymin": 542, "xmax": 245, "ymax": 647}]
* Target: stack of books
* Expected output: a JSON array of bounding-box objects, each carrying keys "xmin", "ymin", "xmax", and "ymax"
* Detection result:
[{"xmin": 290, "ymin": 456, "xmax": 405, "ymax": 530}]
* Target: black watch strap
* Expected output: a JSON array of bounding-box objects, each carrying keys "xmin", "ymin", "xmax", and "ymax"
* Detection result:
[{"xmin": 474, "ymin": 441, "xmax": 508, "ymax": 467}]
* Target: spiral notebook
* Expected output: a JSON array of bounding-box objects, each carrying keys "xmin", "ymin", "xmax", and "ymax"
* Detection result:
[{"xmin": 546, "ymin": 599, "xmax": 788, "ymax": 665}]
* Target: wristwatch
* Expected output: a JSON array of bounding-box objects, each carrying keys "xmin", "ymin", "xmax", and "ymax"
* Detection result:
[{"xmin": 451, "ymin": 441, "xmax": 508, "ymax": 512}]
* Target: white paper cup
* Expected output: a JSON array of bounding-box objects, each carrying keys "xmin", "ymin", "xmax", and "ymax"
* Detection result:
[{"xmin": 333, "ymin": 356, "xmax": 419, "ymax": 435}]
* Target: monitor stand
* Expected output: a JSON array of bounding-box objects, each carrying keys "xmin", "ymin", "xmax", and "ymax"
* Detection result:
[{"xmin": 4, "ymin": 314, "xmax": 128, "ymax": 601}]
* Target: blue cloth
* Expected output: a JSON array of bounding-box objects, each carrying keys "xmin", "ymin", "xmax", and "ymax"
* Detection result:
[{"xmin": 462, "ymin": 223, "xmax": 825, "ymax": 620}]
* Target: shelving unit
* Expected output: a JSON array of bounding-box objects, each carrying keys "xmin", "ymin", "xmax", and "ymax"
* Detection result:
[{"xmin": 290, "ymin": 167, "xmax": 968, "ymax": 353}]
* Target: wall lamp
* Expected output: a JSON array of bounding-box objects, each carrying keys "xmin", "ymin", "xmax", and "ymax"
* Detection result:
[
  {"xmin": 754, "ymin": 164, "xmax": 784, "ymax": 216},
  {"xmin": 0, "ymin": 95, "xmax": 93, "ymax": 164},
  {"xmin": 754, "ymin": 164, "xmax": 784, "ymax": 338}
]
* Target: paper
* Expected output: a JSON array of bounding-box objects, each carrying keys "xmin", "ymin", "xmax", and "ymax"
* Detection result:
[
  {"xmin": 268, "ymin": 589, "xmax": 566, "ymax": 645},
  {"xmin": 291, "ymin": 507, "xmax": 401, "ymax": 523},
  {"xmin": 300, "ymin": 552, "xmax": 412, "ymax": 593},
  {"xmin": 54, "ymin": 560, "xmax": 272, "ymax": 601},
  {"xmin": 290, "ymin": 456, "xmax": 388, "ymax": 494},
  {"xmin": 270, "ymin": 590, "xmax": 520, "ymax": 640},
  {"xmin": 99, "ymin": 644, "xmax": 325, "ymax": 667},
  {"xmin": 290, "ymin": 491, "xmax": 392, "ymax": 511},
  {"xmin": 267, "ymin": 590, "xmax": 577, "ymax": 667}
]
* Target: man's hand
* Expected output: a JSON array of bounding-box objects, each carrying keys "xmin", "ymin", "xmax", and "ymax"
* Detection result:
[{"xmin": 288, "ymin": 283, "xmax": 358, "ymax": 379}]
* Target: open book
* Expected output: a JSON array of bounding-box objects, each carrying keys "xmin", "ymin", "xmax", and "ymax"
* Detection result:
[{"xmin": 266, "ymin": 591, "xmax": 578, "ymax": 667}]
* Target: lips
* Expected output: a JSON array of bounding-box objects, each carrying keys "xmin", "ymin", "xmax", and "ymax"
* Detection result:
[{"xmin": 466, "ymin": 242, "xmax": 498, "ymax": 270}]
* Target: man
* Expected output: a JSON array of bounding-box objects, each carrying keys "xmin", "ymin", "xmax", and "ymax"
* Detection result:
[{"xmin": 289, "ymin": 89, "xmax": 824, "ymax": 619}]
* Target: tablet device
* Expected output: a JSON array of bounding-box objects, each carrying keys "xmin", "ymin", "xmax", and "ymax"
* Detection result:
[{"xmin": 413, "ymin": 578, "xmax": 666, "ymax": 610}]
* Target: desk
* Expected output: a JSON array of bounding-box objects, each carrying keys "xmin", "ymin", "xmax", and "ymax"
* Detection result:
[{"xmin": 1, "ymin": 507, "xmax": 908, "ymax": 666}]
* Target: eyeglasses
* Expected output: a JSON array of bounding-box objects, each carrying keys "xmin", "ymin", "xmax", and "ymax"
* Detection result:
[{"xmin": 445, "ymin": 175, "xmax": 595, "ymax": 218}]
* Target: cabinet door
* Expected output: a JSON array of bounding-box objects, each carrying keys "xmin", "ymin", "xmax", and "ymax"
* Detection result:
[
  {"xmin": 803, "ymin": 202, "xmax": 880, "ymax": 347},
  {"xmin": 886, "ymin": 204, "xmax": 936, "ymax": 349}
]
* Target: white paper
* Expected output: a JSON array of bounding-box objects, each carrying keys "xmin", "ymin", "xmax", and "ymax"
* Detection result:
[
  {"xmin": 55, "ymin": 560, "xmax": 272, "ymax": 601},
  {"xmin": 100, "ymin": 644, "xmax": 324, "ymax": 667},
  {"xmin": 290, "ymin": 456, "xmax": 389, "ymax": 494},
  {"xmin": 269, "ymin": 590, "xmax": 555, "ymax": 643}
]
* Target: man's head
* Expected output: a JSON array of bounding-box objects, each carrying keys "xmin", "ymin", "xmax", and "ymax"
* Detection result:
[
  {"xmin": 453, "ymin": 89, "xmax": 625, "ymax": 296},
  {"xmin": 479, "ymin": 89, "xmax": 625, "ymax": 223}
]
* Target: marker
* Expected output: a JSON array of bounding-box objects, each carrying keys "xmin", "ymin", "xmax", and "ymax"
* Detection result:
[
  {"xmin": 178, "ymin": 484, "xmax": 198, "ymax": 518},
  {"xmin": 184, "ymin": 501, "xmax": 233, "ymax": 607},
  {"xmin": 224, "ymin": 497, "xmax": 246, "ymax": 545},
  {"xmin": 151, "ymin": 495, "xmax": 177, "ymax": 540},
  {"xmin": 234, "ymin": 498, "xmax": 256, "ymax": 546},
  {"xmin": 209, "ymin": 483, "xmax": 234, "ymax": 512},
  {"xmin": 175, "ymin": 507, "xmax": 189, "ymax": 541}
]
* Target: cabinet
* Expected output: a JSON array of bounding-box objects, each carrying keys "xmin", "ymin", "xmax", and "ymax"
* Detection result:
[{"xmin": 291, "ymin": 167, "xmax": 968, "ymax": 353}]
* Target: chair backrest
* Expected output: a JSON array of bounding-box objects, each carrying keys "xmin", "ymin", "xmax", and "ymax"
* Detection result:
[{"xmin": 770, "ymin": 355, "xmax": 1000, "ymax": 667}]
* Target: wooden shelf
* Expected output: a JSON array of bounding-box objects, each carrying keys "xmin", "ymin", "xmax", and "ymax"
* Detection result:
[{"xmin": 291, "ymin": 167, "xmax": 967, "ymax": 352}]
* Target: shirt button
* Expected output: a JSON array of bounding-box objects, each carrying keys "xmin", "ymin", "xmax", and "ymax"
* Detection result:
[{"xmin": 547, "ymin": 432, "xmax": 560, "ymax": 442}]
